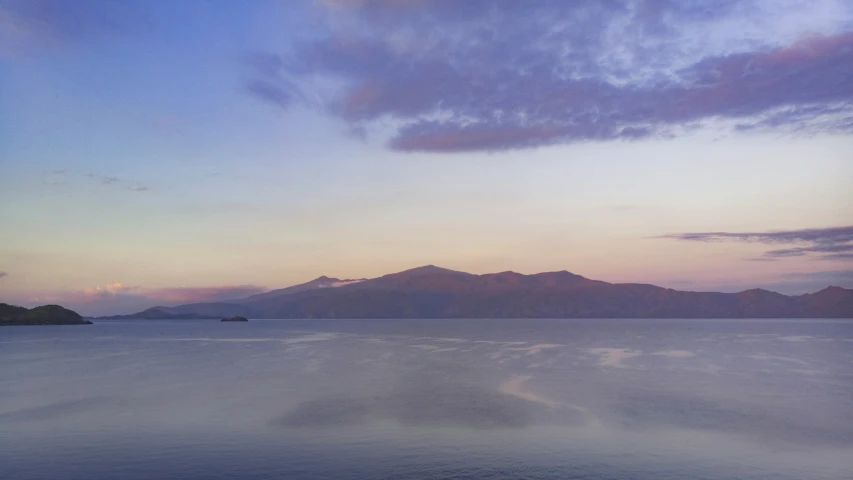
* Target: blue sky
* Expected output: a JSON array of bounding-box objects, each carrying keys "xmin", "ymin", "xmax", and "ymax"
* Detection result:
[{"xmin": 1, "ymin": 0, "xmax": 852, "ymax": 315}]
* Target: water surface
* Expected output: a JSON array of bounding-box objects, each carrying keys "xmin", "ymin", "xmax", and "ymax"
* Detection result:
[{"xmin": 2, "ymin": 318, "xmax": 852, "ymax": 479}]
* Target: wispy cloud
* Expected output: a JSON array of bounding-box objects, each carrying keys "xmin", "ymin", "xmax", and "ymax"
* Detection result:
[
  {"xmin": 39, "ymin": 170, "xmax": 150, "ymax": 192},
  {"xmin": 244, "ymin": 0, "xmax": 853, "ymax": 152},
  {"xmin": 659, "ymin": 226, "xmax": 853, "ymax": 244},
  {"xmin": 0, "ymin": 271, "xmax": 8, "ymax": 279},
  {"xmin": 40, "ymin": 169, "xmax": 69, "ymax": 187},
  {"xmin": 85, "ymin": 173, "xmax": 150, "ymax": 192},
  {"xmin": 242, "ymin": 52, "xmax": 307, "ymax": 110},
  {"xmin": 660, "ymin": 225, "xmax": 853, "ymax": 261},
  {"xmin": 765, "ymin": 244, "xmax": 853, "ymax": 258},
  {"xmin": 244, "ymin": 79, "xmax": 294, "ymax": 110},
  {"xmin": 0, "ymin": 0, "xmax": 145, "ymax": 57},
  {"xmin": 90, "ymin": 174, "xmax": 120, "ymax": 185}
]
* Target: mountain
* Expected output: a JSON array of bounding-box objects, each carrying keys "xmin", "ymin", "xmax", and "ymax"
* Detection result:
[
  {"xmin": 794, "ymin": 286, "xmax": 853, "ymax": 317},
  {"xmin": 1, "ymin": 303, "xmax": 92, "ymax": 325},
  {"xmin": 103, "ymin": 266, "xmax": 853, "ymax": 319}
]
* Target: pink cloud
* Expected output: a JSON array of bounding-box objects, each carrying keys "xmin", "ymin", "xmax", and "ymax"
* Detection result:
[{"xmin": 757, "ymin": 32, "xmax": 853, "ymax": 68}]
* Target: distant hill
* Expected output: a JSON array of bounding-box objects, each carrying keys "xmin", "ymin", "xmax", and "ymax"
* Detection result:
[
  {"xmin": 101, "ymin": 265, "xmax": 853, "ymax": 319},
  {"xmin": 1, "ymin": 303, "xmax": 92, "ymax": 325},
  {"xmin": 95, "ymin": 307, "xmax": 219, "ymax": 320}
]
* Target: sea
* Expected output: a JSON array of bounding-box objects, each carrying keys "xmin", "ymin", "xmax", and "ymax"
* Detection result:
[{"xmin": 1, "ymin": 318, "xmax": 852, "ymax": 480}]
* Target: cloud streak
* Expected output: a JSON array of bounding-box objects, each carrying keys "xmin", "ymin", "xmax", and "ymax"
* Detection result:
[
  {"xmin": 0, "ymin": 0, "xmax": 144, "ymax": 57},
  {"xmin": 85, "ymin": 173, "xmax": 149, "ymax": 192},
  {"xmin": 0, "ymin": 271, "xmax": 8, "ymax": 279},
  {"xmin": 660, "ymin": 225, "xmax": 853, "ymax": 262},
  {"xmin": 244, "ymin": 0, "xmax": 853, "ymax": 152},
  {"xmin": 39, "ymin": 170, "xmax": 149, "ymax": 192}
]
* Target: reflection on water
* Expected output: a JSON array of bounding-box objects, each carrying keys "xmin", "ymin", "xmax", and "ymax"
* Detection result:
[
  {"xmin": 272, "ymin": 368, "xmax": 587, "ymax": 430},
  {"xmin": 0, "ymin": 397, "xmax": 117, "ymax": 422},
  {"xmin": 1, "ymin": 318, "xmax": 852, "ymax": 480}
]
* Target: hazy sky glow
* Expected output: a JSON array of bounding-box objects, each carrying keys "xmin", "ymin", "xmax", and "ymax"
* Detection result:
[{"xmin": 1, "ymin": 0, "xmax": 852, "ymax": 315}]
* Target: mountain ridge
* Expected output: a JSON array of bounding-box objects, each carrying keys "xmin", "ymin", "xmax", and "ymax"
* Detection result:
[{"xmin": 95, "ymin": 266, "xmax": 853, "ymax": 319}]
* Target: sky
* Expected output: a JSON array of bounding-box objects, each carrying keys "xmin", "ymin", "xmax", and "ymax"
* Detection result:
[{"xmin": 1, "ymin": 0, "xmax": 852, "ymax": 315}]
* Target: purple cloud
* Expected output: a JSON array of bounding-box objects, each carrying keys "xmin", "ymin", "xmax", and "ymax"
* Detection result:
[
  {"xmin": 0, "ymin": 271, "xmax": 8, "ymax": 279},
  {"xmin": 660, "ymin": 226, "xmax": 853, "ymax": 244},
  {"xmin": 660, "ymin": 225, "xmax": 853, "ymax": 261},
  {"xmin": 244, "ymin": 0, "xmax": 853, "ymax": 152},
  {"xmin": 765, "ymin": 244, "xmax": 853, "ymax": 258}
]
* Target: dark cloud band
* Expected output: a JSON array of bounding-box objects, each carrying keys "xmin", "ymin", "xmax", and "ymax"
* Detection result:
[{"xmin": 660, "ymin": 226, "xmax": 853, "ymax": 261}]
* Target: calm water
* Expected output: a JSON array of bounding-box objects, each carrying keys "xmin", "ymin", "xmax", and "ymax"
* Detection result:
[{"xmin": 2, "ymin": 318, "xmax": 852, "ymax": 480}]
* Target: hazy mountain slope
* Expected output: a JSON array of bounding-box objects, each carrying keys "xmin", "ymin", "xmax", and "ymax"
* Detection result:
[
  {"xmin": 242, "ymin": 276, "xmax": 366, "ymax": 303},
  {"xmin": 158, "ymin": 303, "xmax": 259, "ymax": 318},
  {"xmin": 96, "ymin": 307, "xmax": 220, "ymax": 320}
]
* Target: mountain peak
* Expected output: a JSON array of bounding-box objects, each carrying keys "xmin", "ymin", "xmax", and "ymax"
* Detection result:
[
  {"xmin": 812, "ymin": 285, "xmax": 852, "ymax": 295},
  {"xmin": 393, "ymin": 265, "xmax": 471, "ymax": 276},
  {"xmin": 544, "ymin": 270, "xmax": 585, "ymax": 278},
  {"xmin": 738, "ymin": 288, "xmax": 776, "ymax": 295}
]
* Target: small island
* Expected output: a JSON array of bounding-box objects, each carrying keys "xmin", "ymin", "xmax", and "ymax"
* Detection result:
[
  {"xmin": 1, "ymin": 303, "xmax": 92, "ymax": 326},
  {"xmin": 221, "ymin": 315, "xmax": 249, "ymax": 322}
]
